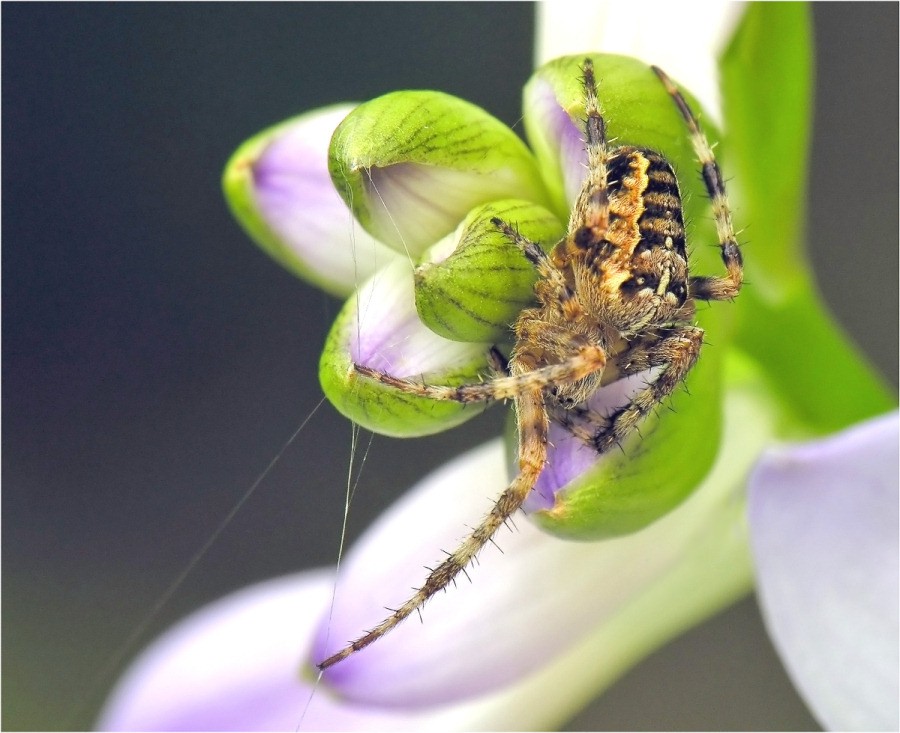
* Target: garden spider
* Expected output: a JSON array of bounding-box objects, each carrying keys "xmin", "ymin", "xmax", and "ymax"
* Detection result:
[{"xmin": 317, "ymin": 59, "xmax": 743, "ymax": 670}]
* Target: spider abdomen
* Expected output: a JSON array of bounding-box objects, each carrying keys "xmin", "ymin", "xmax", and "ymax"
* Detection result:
[
  {"xmin": 607, "ymin": 146, "xmax": 687, "ymax": 263},
  {"xmin": 563, "ymin": 146, "xmax": 692, "ymax": 331}
]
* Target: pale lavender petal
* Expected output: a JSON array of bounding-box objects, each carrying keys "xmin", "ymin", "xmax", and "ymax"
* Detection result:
[
  {"xmin": 96, "ymin": 571, "xmax": 439, "ymax": 731},
  {"xmin": 346, "ymin": 257, "xmax": 489, "ymax": 377},
  {"xmin": 313, "ymin": 381, "xmax": 773, "ymax": 707},
  {"xmin": 526, "ymin": 78, "xmax": 588, "ymax": 211},
  {"xmin": 99, "ymin": 380, "xmax": 774, "ymax": 730},
  {"xmin": 100, "ymin": 571, "xmax": 577, "ymax": 730},
  {"xmin": 245, "ymin": 105, "xmax": 398, "ymax": 295},
  {"xmin": 748, "ymin": 412, "xmax": 900, "ymax": 731}
]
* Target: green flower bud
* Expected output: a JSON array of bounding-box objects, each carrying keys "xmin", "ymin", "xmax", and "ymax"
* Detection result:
[
  {"xmin": 414, "ymin": 200, "xmax": 565, "ymax": 343},
  {"xmin": 329, "ymin": 90, "xmax": 551, "ymax": 256},
  {"xmin": 530, "ymin": 343, "xmax": 727, "ymax": 540},
  {"xmin": 319, "ymin": 259, "xmax": 492, "ymax": 438}
]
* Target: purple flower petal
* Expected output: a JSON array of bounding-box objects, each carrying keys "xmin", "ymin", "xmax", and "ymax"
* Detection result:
[
  {"xmin": 346, "ymin": 259, "xmax": 489, "ymax": 377},
  {"xmin": 526, "ymin": 370, "xmax": 660, "ymax": 512},
  {"xmin": 96, "ymin": 571, "xmax": 439, "ymax": 731},
  {"xmin": 228, "ymin": 105, "xmax": 399, "ymax": 296},
  {"xmin": 748, "ymin": 412, "xmax": 900, "ymax": 731},
  {"xmin": 317, "ymin": 255, "xmax": 495, "ymax": 439},
  {"xmin": 525, "ymin": 78, "xmax": 587, "ymax": 211}
]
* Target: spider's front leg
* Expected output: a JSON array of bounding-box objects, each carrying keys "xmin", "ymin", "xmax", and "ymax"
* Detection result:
[
  {"xmin": 552, "ymin": 325, "xmax": 705, "ymax": 455},
  {"xmin": 351, "ymin": 338, "xmax": 606, "ymax": 405},
  {"xmin": 652, "ymin": 66, "xmax": 743, "ymax": 302}
]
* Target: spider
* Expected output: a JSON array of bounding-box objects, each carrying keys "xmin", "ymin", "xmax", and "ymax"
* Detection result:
[{"xmin": 317, "ymin": 58, "xmax": 743, "ymax": 670}]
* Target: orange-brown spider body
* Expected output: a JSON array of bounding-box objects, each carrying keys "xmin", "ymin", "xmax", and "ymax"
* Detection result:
[{"xmin": 317, "ymin": 59, "xmax": 742, "ymax": 670}]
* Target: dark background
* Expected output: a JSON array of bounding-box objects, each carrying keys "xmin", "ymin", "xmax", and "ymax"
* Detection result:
[{"xmin": 3, "ymin": 3, "xmax": 897, "ymax": 730}]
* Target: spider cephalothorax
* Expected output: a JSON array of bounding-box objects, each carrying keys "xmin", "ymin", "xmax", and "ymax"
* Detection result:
[{"xmin": 318, "ymin": 58, "xmax": 742, "ymax": 670}]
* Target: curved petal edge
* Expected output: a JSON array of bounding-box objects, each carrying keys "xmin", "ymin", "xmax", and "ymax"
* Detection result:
[{"xmin": 748, "ymin": 411, "xmax": 900, "ymax": 732}]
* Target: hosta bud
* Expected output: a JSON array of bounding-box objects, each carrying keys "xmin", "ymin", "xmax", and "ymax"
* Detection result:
[
  {"xmin": 414, "ymin": 199, "xmax": 564, "ymax": 343},
  {"xmin": 319, "ymin": 258, "xmax": 492, "ymax": 437},
  {"xmin": 329, "ymin": 90, "xmax": 551, "ymax": 255},
  {"xmin": 222, "ymin": 105, "xmax": 398, "ymax": 297}
]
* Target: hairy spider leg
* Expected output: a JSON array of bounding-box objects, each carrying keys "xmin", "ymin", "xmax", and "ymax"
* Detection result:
[
  {"xmin": 323, "ymin": 307, "xmax": 606, "ymax": 670},
  {"xmin": 570, "ymin": 59, "xmax": 611, "ymax": 240},
  {"xmin": 491, "ymin": 218, "xmax": 586, "ymax": 323},
  {"xmin": 351, "ymin": 341, "xmax": 606, "ymax": 405},
  {"xmin": 550, "ymin": 326, "xmax": 704, "ymax": 453},
  {"xmin": 650, "ymin": 66, "xmax": 743, "ymax": 302},
  {"xmin": 316, "ymin": 385, "xmax": 548, "ymax": 670},
  {"xmin": 552, "ymin": 58, "xmax": 614, "ymax": 272}
]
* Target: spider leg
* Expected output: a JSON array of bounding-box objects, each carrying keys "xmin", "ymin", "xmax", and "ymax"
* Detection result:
[
  {"xmin": 570, "ymin": 58, "xmax": 612, "ymax": 241},
  {"xmin": 551, "ymin": 326, "xmax": 704, "ymax": 454},
  {"xmin": 544, "ymin": 57, "xmax": 614, "ymax": 274},
  {"xmin": 651, "ymin": 66, "xmax": 743, "ymax": 302},
  {"xmin": 317, "ymin": 386, "xmax": 548, "ymax": 670},
  {"xmin": 352, "ymin": 339, "xmax": 606, "ymax": 404},
  {"xmin": 491, "ymin": 217, "xmax": 586, "ymax": 322}
]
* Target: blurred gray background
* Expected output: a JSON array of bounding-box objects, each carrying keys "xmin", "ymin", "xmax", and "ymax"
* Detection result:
[{"xmin": 4, "ymin": 3, "xmax": 897, "ymax": 730}]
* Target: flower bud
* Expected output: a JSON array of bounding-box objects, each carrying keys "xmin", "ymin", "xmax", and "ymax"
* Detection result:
[
  {"xmin": 527, "ymin": 348, "xmax": 728, "ymax": 539},
  {"xmin": 319, "ymin": 259, "xmax": 492, "ymax": 437},
  {"xmin": 414, "ymin": 199, "xmax": 564, "ymax": 343},
  {"xmin": 222, "ymin": 105, "xmax": 399, "ymax": 296},
  {"xmin": 329, "ymin": 90, "xmax": 551, "ymax": 256}
]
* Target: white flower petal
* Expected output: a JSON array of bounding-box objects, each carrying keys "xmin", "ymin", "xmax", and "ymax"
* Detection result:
[
  {"xmin": 748, "ymin": 411, "xmax": 900, "ymax": 731},
  {"xmin": 99, "ymin": 365, "xmax": 782, "ymax": 731},
  {"xmin": 364, "ymin": 164, "xmax": 543, "ymax": 259},
  {"xmin": 535, "ymin": 1, "xmax": 747, "ymax": 124}
]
